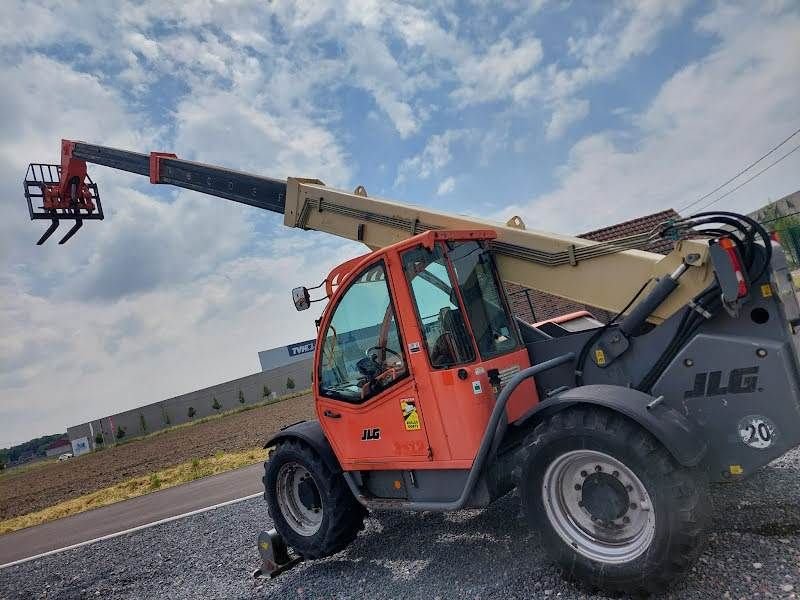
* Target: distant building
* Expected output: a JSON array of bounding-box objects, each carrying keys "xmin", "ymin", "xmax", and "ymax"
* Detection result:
[
  {"xmin": 44, "ymin": 438, "xmax": 72, "ymax": 457},
  {"xmin": 258, "ymin": 339, "xmax": 316, "ymax": 371},
  {"xmin": 68, "ymin": 356, "xmax": 312, "ymax": 450}
]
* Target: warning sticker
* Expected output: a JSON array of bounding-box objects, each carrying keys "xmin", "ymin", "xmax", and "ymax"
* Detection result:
[
  {"xmin": 594, "ymin": 349, "xmax": 607, "ymax": 366},
  {"xmin": 401, "ymin": 399, "xmax": 421, "ymax": 430}
]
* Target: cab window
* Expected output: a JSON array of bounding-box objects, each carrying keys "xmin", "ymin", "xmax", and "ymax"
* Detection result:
[
  {"xmin": 318, "ymin": 262, "xmax": 407, "ymax": 404},
  {"xmin": 402, "ymin": 244, "xmax": 476, "ymax": 368},
  {"xmin": 448, "ymin": 241, "xmax": 520, "ymax": 359}
]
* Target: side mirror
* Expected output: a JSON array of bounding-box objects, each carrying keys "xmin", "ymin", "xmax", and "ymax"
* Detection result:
[{"xmin": 292, "ymin": 286, "xmax": 311, "ymax": 311}]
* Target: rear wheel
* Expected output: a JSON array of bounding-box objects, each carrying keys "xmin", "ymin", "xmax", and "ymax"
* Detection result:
[
  {"xmin": 520, "ymin": 407, "xmax": 710, "ymax": 595},
  {"xmin": 264, "ymin": 440, "xmax": 366, "ymax": 559}
]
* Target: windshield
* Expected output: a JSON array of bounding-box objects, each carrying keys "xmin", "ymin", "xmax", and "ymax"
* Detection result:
[{"xmin": 318, "ymin": 262, "xmax": 407, "ymax": 403}]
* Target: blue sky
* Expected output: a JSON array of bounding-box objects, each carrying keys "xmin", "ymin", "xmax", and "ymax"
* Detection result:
[{"xmin": 1, "ymin": 0, "xmax": 799, "ymax": 446}]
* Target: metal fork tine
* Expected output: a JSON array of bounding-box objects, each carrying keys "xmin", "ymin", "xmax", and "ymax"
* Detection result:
[
  {"xmin": 36, "ymin": 220, "xmax": 59, "ymax": 245},
  {"xmin": 58, "ymin": 219, "xmax": 82, "ymax": 244}
]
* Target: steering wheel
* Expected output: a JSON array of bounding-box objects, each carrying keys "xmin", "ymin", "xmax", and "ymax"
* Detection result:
[{"xmin": 365, "ymin": 346, "xmax": 402, "ymax": 362}]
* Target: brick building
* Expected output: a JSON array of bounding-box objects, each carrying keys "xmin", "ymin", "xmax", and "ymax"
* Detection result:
[{"xmin": 505, "ymin": 209, "xmax": 679, "ymax": 324}]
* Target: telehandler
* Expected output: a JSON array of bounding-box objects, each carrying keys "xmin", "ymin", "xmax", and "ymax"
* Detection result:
[{"xmin": 22, "ymin": 140, "xmax": 800, "ymax": 594}]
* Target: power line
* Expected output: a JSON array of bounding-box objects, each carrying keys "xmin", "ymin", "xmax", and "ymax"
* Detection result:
[
  {"xmin": 679, "ymin": 126, "xmax": 800, "ymax": 213},
  {"xmin": 692, "ymin": 143, "xmax": 800, "ymax": 212}
]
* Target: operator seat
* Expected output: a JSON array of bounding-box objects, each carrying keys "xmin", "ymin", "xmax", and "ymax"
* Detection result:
[{"xmin": 430, "ymin": 307, "xmax": 471, "ymax": 367}]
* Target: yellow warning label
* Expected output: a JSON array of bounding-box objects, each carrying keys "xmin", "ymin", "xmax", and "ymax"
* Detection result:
[
  {"xmin": 401, "ymin": 399, "xmax": 421, "ymax": 431},
  {"xmin": 594, "ymin": 349, "xmax": 607, "ymax": 366},
  {"xmin": 760, "ymin": 283, "xmax": 773, "ymax": 298}
]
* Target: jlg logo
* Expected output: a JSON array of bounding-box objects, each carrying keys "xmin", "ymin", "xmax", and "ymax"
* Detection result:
[
  {"xmin": 683, "ymin": 366, "xmax": 759, "ymax": 398},
  {"xmin": 361, "ymin": 428, "xmax": 381, "ymax": 441}
]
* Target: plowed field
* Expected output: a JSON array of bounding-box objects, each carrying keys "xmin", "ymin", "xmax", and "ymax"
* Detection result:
[{"xmin": 0, "ymin": 394, "xmax": 314, "ymax": 521}]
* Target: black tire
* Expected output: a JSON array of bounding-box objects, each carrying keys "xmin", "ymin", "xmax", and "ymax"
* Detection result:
[
  {"xmin": 263, "ymin": 439, "xmax": 366, "ymax": 559},
  {"xmin": 519, "ymin": 406, "xmax": 711, "ymax": 595}
]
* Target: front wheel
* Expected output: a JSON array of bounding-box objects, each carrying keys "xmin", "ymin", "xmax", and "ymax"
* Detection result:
[
  {"xmin": 264, "ymin": 440, "xmax": 365, "ymax": 559},
  {"xmin": 520, "ymin": 407, "xmax": 711, "ymax": 595}
]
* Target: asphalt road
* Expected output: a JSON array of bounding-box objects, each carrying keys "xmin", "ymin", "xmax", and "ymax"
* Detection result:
[{"xmin": 0, "ymin": 462, "xmax": 264, "ymax": 566}]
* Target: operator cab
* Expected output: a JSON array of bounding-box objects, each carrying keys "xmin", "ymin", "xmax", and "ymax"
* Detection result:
[{"xmin": 310, "ymin": 230, "xmax": 538, "ymax": 471}]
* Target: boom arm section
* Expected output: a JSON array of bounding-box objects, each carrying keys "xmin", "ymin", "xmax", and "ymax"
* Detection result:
[
  {"xmin": 283, "ymin": 179, "xmax": 712, "ymax": 323},
  {"xmin": 24, "ymin": 140, "xmax": 287, "ymax": 244},
  {"xmin": 24, "ymin": 140, "xmax": 713, "ymax": 321}
]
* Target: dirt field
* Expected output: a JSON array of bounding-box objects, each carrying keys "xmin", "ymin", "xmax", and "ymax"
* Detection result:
[{"xmin": 0, "ymin": 394, "xmax": 314, "ymax": 521}]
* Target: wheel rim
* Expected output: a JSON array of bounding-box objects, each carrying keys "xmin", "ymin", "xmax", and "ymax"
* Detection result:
[
  {"xmin": 276, "ymin": 462, "xmax": 323, "ymax": 536},
  {"xmin": 542, "ymin": 449, "xmax": 655, "ymax": 564}
]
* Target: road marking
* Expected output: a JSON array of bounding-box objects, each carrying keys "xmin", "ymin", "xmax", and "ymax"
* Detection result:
[{"xmin": 0, "ymin": 492, "xmax": 262, "ymax": 570}]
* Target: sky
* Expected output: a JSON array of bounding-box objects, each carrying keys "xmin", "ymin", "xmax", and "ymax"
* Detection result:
[{"xmin": 1, "ymin": 0, "xmax": 799, "ymax": 447}]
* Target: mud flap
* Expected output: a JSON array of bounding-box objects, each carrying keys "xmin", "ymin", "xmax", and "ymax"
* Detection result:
[{"xmin": 253, "ymin": 529, "xmax": 303, "ymax": 578}]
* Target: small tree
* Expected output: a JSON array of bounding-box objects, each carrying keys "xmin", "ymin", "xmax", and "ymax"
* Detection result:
[
  {"xmin": 238, "ymin": 389, "xmax": 246, "ymax": 404},
  {"xmin": 161, "ymin": 405, "xmax": 171, "ymax": 426},
  {"xmin": 187, "ymin": 406, "xmax": 196, "ymax": 419},
  {"xmin": 262, "ymin": 384, "xmax": 271, "ymax": 398},
  {"xmin": 212, "ymin": 397, "xmax": 221, "ymax": 411},
  {"xmin": 286, "ymin": 376, "xmax": 295, "ymax": 390},
  {"xmin": 116, "ymin": 427, "xmax": 126, "ymax": 440},
  {"xmin": 138, "ymin": 413, "xmax": 147, "ymax": 434},
  {"xmin": 95, "ymin": 433, "xmax": 104, "ymax": 445}
]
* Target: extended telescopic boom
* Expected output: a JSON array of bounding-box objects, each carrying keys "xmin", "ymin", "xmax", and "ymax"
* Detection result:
[{"xmin": 23, "ymin": 140, "xmax": 714, "ymax": 322}]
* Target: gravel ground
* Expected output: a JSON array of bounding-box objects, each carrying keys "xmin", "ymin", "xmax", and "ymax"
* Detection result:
[{"xmin": 1, "ymin": 449, "xmax": 799, "ymax": 600}]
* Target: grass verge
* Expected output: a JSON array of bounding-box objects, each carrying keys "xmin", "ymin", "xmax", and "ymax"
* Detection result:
[{"xmin": 0, "ymin": 447, "xmax": 266, "ymax": 535}]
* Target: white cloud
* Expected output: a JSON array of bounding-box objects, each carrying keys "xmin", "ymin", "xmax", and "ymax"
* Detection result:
[
  {"xmin": 437, "ymin": 176, "xmax": 456, "ymax": 196},
  {"xmin": 396, "ymin": 130, "xmax": 471, "ymax": 185},
  {"xmin": 447, "ymin": 1, "xmax": 689, "ymax": 134},
  {"xmin": 452, "ymin": 38, "xmax": 544, "ymax": 106},
  {"xmin": 532, "ymin": 0, "xmax": 692, "ymax": 136},
  {"xmin": 173, "ymin": 90, "xmax": 352, "ymax": 185},
  {"xmin": 503, "ymin": 3, "xmax": 800, "ymax": 233},
  {"xmin": 556, "ymin": 0, "xmax": 692, "ymax": 98},
  {"xmin": 343, "ymin": 33, "xmax": 422, "ymax": 138},
  {"xmin": 545, "ymin": 98, "xmax": 590, "ymax": 140}
]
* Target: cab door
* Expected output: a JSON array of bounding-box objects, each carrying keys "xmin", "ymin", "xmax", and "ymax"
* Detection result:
[
  {"xmin": 316, "ymin": 260, "xmax": 431, "ymax": 468},
  {"xmin": 399, "ymin": 240, "xmax": 538, "ymax": 464}
]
